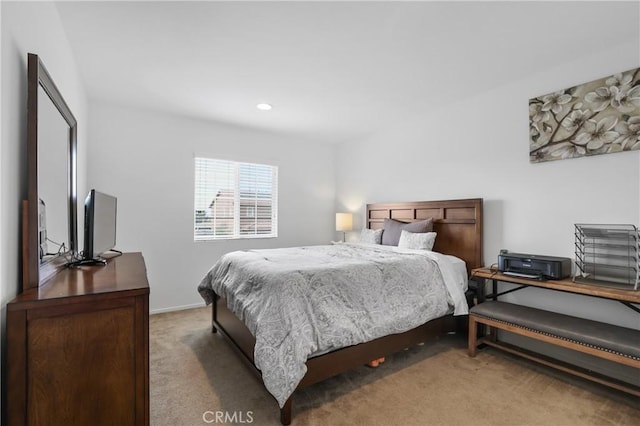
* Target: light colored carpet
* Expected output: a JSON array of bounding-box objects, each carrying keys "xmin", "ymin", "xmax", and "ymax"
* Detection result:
[{"xmin": 150, "ymin": 307, "xmax": 639, "ymax": 425}]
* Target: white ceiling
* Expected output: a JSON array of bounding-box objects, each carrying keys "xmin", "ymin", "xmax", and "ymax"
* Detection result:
[{"xmin": 55, "ymin": 1, "xmax": 639, "ymax": 144}]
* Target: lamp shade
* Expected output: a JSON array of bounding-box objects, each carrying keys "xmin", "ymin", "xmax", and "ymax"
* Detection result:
[{"xmin": 335, "ymin": 213, "xmax": 353, "ymax": 232}]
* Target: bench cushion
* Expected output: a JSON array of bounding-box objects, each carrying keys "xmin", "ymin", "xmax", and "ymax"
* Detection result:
[{"xmin": 470, "ymin": 301, "xmax": 640, "ymax": 360}]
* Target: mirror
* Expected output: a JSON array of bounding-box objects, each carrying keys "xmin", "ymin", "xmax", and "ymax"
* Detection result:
[
  {"xmin": 23, "ymin": 53, "xmax": 77, "ymax": 290},
  {"xmin": 38, "ymin": 85, "xmax": 71, "ymax": 258}
]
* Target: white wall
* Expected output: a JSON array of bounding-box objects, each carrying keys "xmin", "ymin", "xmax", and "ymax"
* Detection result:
[
  {"xmin": 1, "ymin": 2, "xmax": 89, "ymax": 415},
  {"xmin": 336, "ymin": 39, "xmax": 640, "ymax": 330},
  {"xmin": 88, "ymin": 102, "xmax": 335, "ymax": 313}
]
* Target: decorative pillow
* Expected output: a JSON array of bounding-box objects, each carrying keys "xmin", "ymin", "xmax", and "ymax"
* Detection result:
[
  {"xmin": 360, "ymin": 228, "xmax": 383, "ymax": 244},
  {"xmin": 381, "ymin": 218, "xmax": 433, "ymax": 246},
  {"xmin": 398, "ymin": 230, "xmax": 437, "ymax": 251}
]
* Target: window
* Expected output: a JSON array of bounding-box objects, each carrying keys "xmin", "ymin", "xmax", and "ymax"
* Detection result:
[{"xmin": 194, "ymin": 157, "xmax": 278, "ymax": 240}]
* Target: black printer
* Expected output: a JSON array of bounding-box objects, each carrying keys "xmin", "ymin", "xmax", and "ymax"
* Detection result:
[{"xmin": 498, "ymin": 252, "xmax": 572, "ymax": 280}]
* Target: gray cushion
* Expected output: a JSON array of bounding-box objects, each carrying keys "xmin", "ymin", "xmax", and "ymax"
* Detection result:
[
  {"xmin": 471, "ymin": 301, "xmax": 640, "ymax": 360},
  {"xmin": 381, "ymin": 218, "xmax": 433, "ymax": 246}
]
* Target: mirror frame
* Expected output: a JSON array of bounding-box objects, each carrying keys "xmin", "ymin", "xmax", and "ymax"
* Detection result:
[{"xmin": 23, "ymin": 53, "xmax": 78, "ymax": 290}]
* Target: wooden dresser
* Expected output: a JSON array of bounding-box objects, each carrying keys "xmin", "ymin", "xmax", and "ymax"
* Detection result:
[{"xmin": 6, "ymin": 252, "xmax": 150, "ymax": 426}]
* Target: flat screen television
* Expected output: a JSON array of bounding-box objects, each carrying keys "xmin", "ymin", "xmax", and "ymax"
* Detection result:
[{"xmin": 81, "ymin": 189, "xmax": 117, "ymax": 264}]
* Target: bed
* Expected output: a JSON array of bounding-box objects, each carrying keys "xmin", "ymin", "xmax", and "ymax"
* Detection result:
[{"xmin": 197, "ymin": 198, "xmax": 483, "ymax": 424}]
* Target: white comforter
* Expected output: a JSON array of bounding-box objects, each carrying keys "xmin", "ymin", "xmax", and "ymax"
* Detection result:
[{"xmin": 197, "ymin": 243, "xmax": 468, "ymax": 407}]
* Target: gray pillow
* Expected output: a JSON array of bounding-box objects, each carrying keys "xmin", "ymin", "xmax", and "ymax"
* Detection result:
[
  {"xmin": 381, "ymin": 218, "xmax": 433, "ymax": 246},
  {"xmin": 360, "ymin": 228, "xmax": 383, "ymax": 244}
]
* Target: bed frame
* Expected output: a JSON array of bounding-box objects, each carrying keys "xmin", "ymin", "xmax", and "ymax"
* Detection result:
[{"xmin": 210, "ymin": 198, "xmax": 483, "ymax": 424}]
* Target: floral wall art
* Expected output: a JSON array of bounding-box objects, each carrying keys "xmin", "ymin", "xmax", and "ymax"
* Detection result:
[{"xmin": 529, "ymin": 67, "xmax": 640, "ymax": 163}]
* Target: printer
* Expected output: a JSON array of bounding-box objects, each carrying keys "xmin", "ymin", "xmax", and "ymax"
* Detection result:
[{"xmin": 498, "ymin": 252, "xmax": 572, "ymax": 280}]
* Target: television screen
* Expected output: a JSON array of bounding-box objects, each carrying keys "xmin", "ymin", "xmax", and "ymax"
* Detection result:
[{"xmin": 84, "ymin": 189, "xmax": 117, "ymax": 260}]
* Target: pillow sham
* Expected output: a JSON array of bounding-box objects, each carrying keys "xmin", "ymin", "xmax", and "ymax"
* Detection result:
[
  {"xmin": 398, "ymin": 230, "xmax": 437, "ymax": 251},
  {"xmin": 359, "ymin": 228, "xmax": 383, "ymax": 244},
  {"xmin": 381, "ymin": 218, "xmax": 433, "ymax": 246}
]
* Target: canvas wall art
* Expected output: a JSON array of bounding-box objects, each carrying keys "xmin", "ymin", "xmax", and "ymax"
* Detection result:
[{"xmin": 529, "ymin": 67, "xmax": 640, "ymax": 163}]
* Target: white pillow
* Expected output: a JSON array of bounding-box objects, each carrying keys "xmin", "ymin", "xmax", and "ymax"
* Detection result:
[
  {"xmin": 360, "ymin": 228, "xmax": 383, "ymax": 244},
  {"xmin": 398, "ymin": 230, "xmax": 437, "ymax": 251}
]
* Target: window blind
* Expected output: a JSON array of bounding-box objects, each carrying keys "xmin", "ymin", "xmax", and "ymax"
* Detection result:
[{"xmin": 194, "ymin": 157, "xmax": 278, "ymax": 240}]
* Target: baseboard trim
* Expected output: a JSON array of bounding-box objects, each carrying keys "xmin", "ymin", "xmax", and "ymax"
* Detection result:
[{"xmin": 150, "ymin": 302, "xmax": 206, "ymax": 315}]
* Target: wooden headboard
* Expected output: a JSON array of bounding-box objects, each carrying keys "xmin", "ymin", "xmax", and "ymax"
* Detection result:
[{"xmin": 366, "ymin": 198, "xmax": 483, "ymax": 274}]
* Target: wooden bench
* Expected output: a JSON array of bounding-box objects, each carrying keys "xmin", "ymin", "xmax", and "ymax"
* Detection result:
[{"xmin": 468, "ymin": 301, "xmax": 640, "ymax": 396}]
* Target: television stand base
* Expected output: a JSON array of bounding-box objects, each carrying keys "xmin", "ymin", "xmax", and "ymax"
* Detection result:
[{"xmin": 67, "ymin": 257, "xmax": 107, "ymax": 268}]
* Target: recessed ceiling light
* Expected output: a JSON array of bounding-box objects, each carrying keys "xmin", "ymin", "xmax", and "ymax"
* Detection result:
[{"xmin": 256, "ymin": 103, "xmax": 273, "ymax": 111}]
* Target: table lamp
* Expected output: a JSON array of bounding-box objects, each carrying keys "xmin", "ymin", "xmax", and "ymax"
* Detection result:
[{"xmin": 335, "ymin": 213, "xmax": 353, "ymax": 242}]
